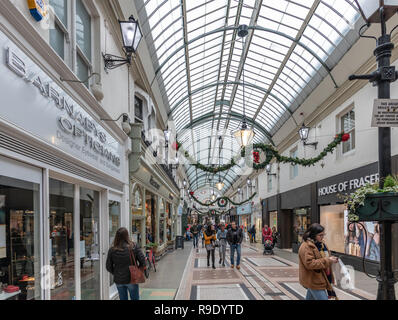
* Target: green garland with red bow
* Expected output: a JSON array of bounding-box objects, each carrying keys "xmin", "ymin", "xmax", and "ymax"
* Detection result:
[{"xmin": 176, "ymin": 132, "xmax": 350, "ymax": 173}]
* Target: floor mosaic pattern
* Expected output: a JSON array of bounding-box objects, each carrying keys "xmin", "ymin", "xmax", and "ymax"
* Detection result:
[{"xmin": 175, "ymin": 243, "xmax": 374, "ymax": 300}]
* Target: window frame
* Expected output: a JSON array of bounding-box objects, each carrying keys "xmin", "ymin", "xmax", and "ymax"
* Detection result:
[
  {"xmin": 289, "ymin": 146, "xmax": 299, "ymax": 180},
  {"xmin": 340, "ymin": 107, "xmax": 355, "ymax": 155},
  {"xmin": 49, "ymin": 0, "xmax": 70, "ymax": 60}
]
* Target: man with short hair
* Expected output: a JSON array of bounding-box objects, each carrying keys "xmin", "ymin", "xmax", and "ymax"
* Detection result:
[
  {"xmin": 191, "ymin": 222, "xmax": 200, "ymax": 252},
  {"xmin": 226, "ymin": 221, "xmax": 243, "ymax": 270}
]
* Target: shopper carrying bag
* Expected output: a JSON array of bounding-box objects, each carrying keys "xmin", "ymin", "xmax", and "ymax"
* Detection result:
[
  {"xmin": 298, "ymin": 223, "xmax": 339, "ymax": 300},
  {"xmin": 106, "ymin": 227, "xmax": 146, "ymax": 300}
]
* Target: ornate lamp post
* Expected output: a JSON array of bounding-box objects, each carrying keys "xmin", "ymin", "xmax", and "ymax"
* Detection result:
[{"xmin": 349, "ymin": 1, "xmax": 398, "ymax": 300}]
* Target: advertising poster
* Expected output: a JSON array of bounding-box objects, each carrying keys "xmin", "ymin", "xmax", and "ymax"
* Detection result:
[
  {"xmin": 0, "ymin": 195, "xmax": 6, "ymax": 258},
  {"xmin": 343, "ymin": 210, "xmax": 380, "ymax": 262}
]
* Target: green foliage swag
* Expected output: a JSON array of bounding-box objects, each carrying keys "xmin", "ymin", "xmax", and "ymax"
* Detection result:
[
  {"xmin": 190, "ymin": 192, "xmax": 256, "ymax": 207},
  {"xmin": 342, "ymin": 175, "xmax": 398, "ymax": 222},
  {"xmin": 177, "ymin": 133, "xmax": 347, "ymax": 173}
]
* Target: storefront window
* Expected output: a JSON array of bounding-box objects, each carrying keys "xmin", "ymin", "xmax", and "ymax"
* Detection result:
[
  {"xmin": 132, "ymin": 187, "xmax": 143, "ymax": 244},
  {"xmin": 145, "ymin": 192, "xmax": 156, "ymax": 245},
  {"xmin": 0, "ymin": 176, "xmax": 41, "ymax": 300},
  {"xmin": 109, "ymin": 200, "xmax": 120, "ymax": 287},
  {"xmin": 166, "ymin": 203, "xmax": 172, "ymax": 241},
  {"xmin": 49, "ymin": 179, "xmax": 74, "ymax": 300},
  {"xmin": 80, "ymin": 187, "xmax": 100, "ymax": 300},
  {"xmin": 269, "ymin": 211, "xmax": 277, "ymax": 230},
  {"xmin": 292, "ymin": 208, "xmax": 311, "ymax": 244},
  {"xmin": 159, "ymin": 200, "xmax": 165, "ymax": 245},
  {"xmin": 320, "ymin": 205, "xmax": 380, "ymax": 261}
]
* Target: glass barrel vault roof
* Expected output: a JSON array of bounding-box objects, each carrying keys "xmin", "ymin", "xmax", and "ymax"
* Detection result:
[{"xmin": 136, "ymin": 0, "xmax": 362, "ymax": 193}]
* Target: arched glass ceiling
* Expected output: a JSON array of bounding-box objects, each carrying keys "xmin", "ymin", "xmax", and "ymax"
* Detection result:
[{"xmin": 137, "ymin": 0, "xmax": 362, "ymax": 191}]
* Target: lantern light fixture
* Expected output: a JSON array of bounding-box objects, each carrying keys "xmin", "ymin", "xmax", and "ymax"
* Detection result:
[
  {"xmin": 103, "ymin": 15, "xmax": 143, "ymax": 71},
  {"xmin": 298, "ymin": 123, "xmax": 318, "ymax": 149}
]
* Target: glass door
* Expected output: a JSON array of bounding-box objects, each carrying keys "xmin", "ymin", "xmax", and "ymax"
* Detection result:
[
  {"xmin": 0, "ymin": 156, "xmax": 42, "ymax": 300},
  {"xmin": 79, "ymin": 187, "xmax": 100, "ymax": 300},
  {"xmin": 108, "ymin": 194, "xmax": 121, "ymax": 299}
]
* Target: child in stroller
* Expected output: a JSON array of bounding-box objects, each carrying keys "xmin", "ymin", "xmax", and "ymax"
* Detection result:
[{"xmin": 263, "ymin": 238, "xmax": 274, "ymax": 255}]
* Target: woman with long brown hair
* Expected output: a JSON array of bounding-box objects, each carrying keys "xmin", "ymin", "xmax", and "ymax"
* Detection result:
[{"xmin": 106, "ymin": 227, "xmax": 146, "ymax": 300}]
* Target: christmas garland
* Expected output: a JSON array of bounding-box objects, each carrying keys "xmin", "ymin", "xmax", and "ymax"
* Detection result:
[
  {"xmin": 189, "ymin": 192, "xmax": 257, "ymax": 207},
  {"xmin": 194, "ymin": 208, "xmax": 229, "ymax": 215},
  {"xmin": 176, "ymin": 133, "xmax": 350, "ymax": 173}
]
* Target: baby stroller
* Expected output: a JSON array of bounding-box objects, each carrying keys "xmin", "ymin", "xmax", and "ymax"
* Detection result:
[{"xmin": 263, "ymin": 239, "xmax": 274, "ymax": 255}]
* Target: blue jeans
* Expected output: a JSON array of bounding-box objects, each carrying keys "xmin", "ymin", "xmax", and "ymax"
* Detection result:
[
  {"xmin": 117, "ymin": 284, "xmax": 139, "ymax": 300},
  {"xmin": 193, "ymin": 234, "xmax": 199, "ymax": 248},
  {"xmin": 230, "ymin": 244, "xmax": 241, "ymax": 266},
  {"xmin": 305, "ymin": 289, "xmax": 328, "ymax": 300}
]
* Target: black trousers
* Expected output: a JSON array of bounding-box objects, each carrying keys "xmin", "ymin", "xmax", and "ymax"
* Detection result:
[{"xmin": 207, "ymin": 249, "xmax": 215, "ymax": 266}]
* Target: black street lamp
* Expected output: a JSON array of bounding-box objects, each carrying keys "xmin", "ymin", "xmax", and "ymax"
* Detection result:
[
  {"xmin": 298, "ymin": 123, "xmax": 318, "ymax": 149},
  {"xmin": 266, "ymin": 164, "xmax": 277, "ymax": 177},
  {"xmin": 350, "ymin": 1, "xmax": 398, "ymax": 300},
  {"xmin": 103, "ymin": 15, "xmax": 143, "ymax": 70}
]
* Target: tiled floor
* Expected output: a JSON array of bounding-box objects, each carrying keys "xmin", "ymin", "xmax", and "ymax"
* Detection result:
[{"xmin": 175, "ymin": 242, "xmax": 377, "ymax": 300}]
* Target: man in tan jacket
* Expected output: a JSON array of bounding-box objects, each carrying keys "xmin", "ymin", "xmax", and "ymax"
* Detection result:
[{"xmin": 298, "ymin": 223, "xmax": 338, "ymax": 300}]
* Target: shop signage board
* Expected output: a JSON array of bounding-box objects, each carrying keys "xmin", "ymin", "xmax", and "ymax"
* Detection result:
[
  {"xmin": 0, "ymin": 31, "xmax": 124, "ymax": 181},
  {"xmin": 317, "ymin": 162, "xmax": 379, "ymax": 204},
  {"xmin": 371, "ymin": 99, "xmax": 398, "ymax": 127},
  {"xmin": 237, "ymin": 203, "xmax": 252, "ymax": 215}
]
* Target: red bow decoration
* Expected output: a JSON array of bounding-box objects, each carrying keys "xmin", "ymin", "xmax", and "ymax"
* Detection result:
[
  {"xmin": 253, "ymin": 151, "xmax": 260, "ymax": 163},
  {"xmin": 172, "ymin": 142, "xmax": 179, "ymax": 151},
  {"xmin": 342, "ymin": 133, "xmax": 350, "ymax": 142},
  {"xmin": 189, "ymin": 191, "xmax": 194, "ymax": 196}
]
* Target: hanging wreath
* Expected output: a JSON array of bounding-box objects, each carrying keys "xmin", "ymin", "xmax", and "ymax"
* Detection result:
[
  {"xmin": 217, "ymin": 198, "xmax": 227, "ymax": 208},
  {"xmin": 177, "ymin": 132, "xmax": 349, "ymax": 173}
]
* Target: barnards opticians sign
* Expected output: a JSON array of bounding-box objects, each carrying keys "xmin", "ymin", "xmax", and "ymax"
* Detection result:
[{"xmin": 0, "ymin": 31, "xmax": 123, "ymax": 180}]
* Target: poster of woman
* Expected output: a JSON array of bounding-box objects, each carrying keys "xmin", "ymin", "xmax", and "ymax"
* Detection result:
[{"xmin": 344, "ymin": 210, "xmax": 380, "ymax": 262}]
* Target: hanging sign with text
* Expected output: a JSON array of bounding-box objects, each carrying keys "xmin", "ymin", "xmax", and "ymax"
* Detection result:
[{"xmin": 371, "ymin": 99, "xmax": 398, "ymax": 127}]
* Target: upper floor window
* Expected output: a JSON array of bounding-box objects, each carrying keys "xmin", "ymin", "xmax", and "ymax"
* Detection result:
[
  {"xmin": 341, "ymin": 109, "xmax": 355, "ymax": 154},
  {"xmin": 76, "ymin": 0, "xmax": 92, "ymax": 87},
  {"xmin": 49, "ymin": 0, "xmax": 92, "ymax": 88},
  {"xmin": 49, "ymin": 0, "xmax": 68, "ymax": 60},
  {"xmin": 267, "ymin": 174, "xmax": 272, "ymax": 192},
  {"xmin": 135, "ymin": 96, "xmax": 144, "ymax": 123},
  {"xmin": 290, "ymin": 147, "xmax": 298, "ymax": 180}
]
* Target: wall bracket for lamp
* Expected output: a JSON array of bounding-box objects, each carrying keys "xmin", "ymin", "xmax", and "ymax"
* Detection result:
[{"xmin": 102, "ymin": 53, "xmax": 132, "ymax": 71}]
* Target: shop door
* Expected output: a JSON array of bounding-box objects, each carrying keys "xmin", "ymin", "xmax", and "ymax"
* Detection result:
[
  {"xmin": 0, "ymin": 155, "xmax": 42, "ymax": 300},
  {"xmin": 107, "ymin": 193, "xmax": 121, "ymax": 300}
]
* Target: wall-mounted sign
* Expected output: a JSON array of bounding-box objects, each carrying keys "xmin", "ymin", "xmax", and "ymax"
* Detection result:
[
  {"xmin": 237, "ymin": 203, "xmax": 252, "ymax": 215},
  {"xmin": 150, "ymin": 176, "xmax": 160, "ymax": 190},
  {"xmin": 0, "ymin": 31, "xmax": 124, "ymax": 181},
  {"xmin": 27, "ymin": 0, "xmax": 48, "ymax": 21},
  {"xmin": 371, "ymin": 99, "xmax": 398, "ymax": 127}
]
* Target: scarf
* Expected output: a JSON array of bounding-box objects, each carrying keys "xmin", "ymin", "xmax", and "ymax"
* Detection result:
[{"xmin": 315, "ymin": 241, "xmax": 337, "ymax": 299}]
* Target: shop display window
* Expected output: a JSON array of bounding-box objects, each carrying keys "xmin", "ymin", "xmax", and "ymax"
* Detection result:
[
  {"xmin": 166, "ymin": 203, "xmax": 171, "ymax": 241},
  {"xmin": 159, "ymin": 200, "xmax": 165, "ymax": 245},
  {"xmin": 269, "ymin": 211, "xmax": 278, "ymax": 230},
  {"xmin": 0, "ymin": 176, "xmax": 41, "ymax": 300},
  {"xmin": 131, "ymin": 187, "xmax": 143, "ymax": 245},
  {"xmin": 292, "ymin": 208, "xmax": 311, "ymax": 244},
  {"xmin": 320, "ymin": 205, "xmax": 380, "ymax": 261},
  {"xmin": 109, "ymin": 200, "xmax": 120, "ymax": 287},
  {"xmin": 80, "ymin": 187, "xmax": 100, "ymax": 300},
  {"xmin": 145, "ymin": 192, "xmax": 156, "ymax": 244},
  {"xmin": 49, "ymin": 179, "xmax": 74, "ymax": 300}
]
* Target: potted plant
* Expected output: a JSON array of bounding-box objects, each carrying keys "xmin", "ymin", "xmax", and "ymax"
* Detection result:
[{"xmin": 344, "ymin": 175, "xmax": 398, "ymax": 222}]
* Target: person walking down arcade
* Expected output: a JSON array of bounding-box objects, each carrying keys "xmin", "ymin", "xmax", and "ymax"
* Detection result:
[
  {"xmin": 298, "ymin": 223, "xmax": 339, "ymax": 300},
  {"xmin": 217, "ymin": 224, "xmax": 228, "ymax": 267},
  {"xmin": 191, "ymin": 222, "xmax": 200, "ymax": 252},
  {"xmin": 106, "ymin": 228, "xmax": 146, "ymax": 300},
  {"xmin": 204, "ymin": 224, "xmax": 217, "ymax": 269},
  {"xmin": 227, "ymin": 221, "xmax": 243, "ymax": 270}
]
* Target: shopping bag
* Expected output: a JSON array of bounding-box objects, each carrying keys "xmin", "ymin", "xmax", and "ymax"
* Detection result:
[{"xmin": 332, "ymin": 259, "xmax": 354, "ymax": 291}]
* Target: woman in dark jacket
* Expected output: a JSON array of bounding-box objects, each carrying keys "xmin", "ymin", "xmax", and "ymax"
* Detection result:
[{"xmin": 106, "ymin": 227, "xmax": 146, "ymax": 300}]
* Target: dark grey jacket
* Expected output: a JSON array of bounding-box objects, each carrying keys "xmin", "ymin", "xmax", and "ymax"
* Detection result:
[
  {"xmin": 227, "ymin": 227, "xmax": 243, "ymax": 245},
  {"xmin": 106, "ymin": 243, "xmax": 146, "ymax": 285}
]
